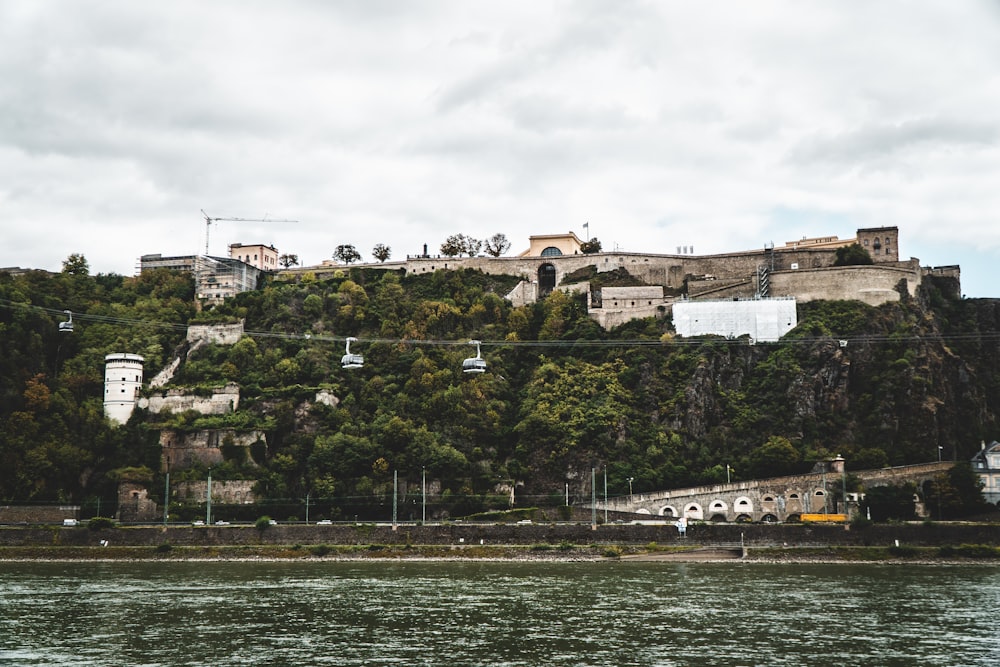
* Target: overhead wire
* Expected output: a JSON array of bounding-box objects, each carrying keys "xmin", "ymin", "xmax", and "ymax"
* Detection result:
[{"xmin": 2, "ymin": 295, "xmax": 1000, "ymax": 351}]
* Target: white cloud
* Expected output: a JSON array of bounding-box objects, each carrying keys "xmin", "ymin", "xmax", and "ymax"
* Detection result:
[{"xmin": 1, "ymin": 0, "xmax": 999, "ymax": 296}]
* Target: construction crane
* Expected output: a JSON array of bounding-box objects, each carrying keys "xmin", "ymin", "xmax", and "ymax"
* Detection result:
[{"xmin": 200, "ymin": 209, "xmax": 298, "ymax": 255}]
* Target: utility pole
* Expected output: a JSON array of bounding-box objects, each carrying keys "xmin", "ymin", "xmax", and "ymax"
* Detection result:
[
  {"xmin": 206, "ymin": 469, "xmax": 212, "ymax": 525},
  {"xmin": 604, "ymin": 468, "xmax": 608, "ymax": 524},
  {"xmin": 422, "ymin": 468, "xmax": 426, "ymax": 524},
  {"xmin": 392, "ymin": 470, "xmax": 398, "ymax": 531},
  {"xmin": 163, "ymin": 470, "xmax": 170, "ymax": 526},
  {"xmin": 591, "ymin": 468, "xmax": 597, "ymax": 530}
]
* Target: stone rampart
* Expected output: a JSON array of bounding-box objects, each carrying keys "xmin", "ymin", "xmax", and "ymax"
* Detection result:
[
  {"xmin": 141, "ymin": 383, "xmax": 240, "ymax": 415},
  {"xmin": 160, "ymin": 429, "xmax": 266, "ymax": 470},
  {"xmin": 770, "ymin": 263, "xmax": 920, "ymax": 306},
  {"xmin": 187, "ymin": 321, "xmax": 244, "ymax": 346},
  {"xmin": 174, "ymin": 480, "xmax": 258, "ymax": 504},
  {"xmin": 0, "ymin": 505, "xmax": 79, "ymax": 524}
]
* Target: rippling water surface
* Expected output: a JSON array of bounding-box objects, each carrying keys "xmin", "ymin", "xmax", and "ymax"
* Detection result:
[{"xmin": 1, "ymin": 560, "xmax": 998, "ymax": 666}]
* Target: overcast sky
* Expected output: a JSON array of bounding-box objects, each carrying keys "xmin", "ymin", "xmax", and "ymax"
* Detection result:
[{"xmin": 2, "ymin": 1, "xmax": 999, "ymax": 296}]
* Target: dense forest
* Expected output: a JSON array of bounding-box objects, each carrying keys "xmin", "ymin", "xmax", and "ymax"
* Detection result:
[{"xmin": 2, "ymin": 256, "xmax": 999, "ymax": 519}]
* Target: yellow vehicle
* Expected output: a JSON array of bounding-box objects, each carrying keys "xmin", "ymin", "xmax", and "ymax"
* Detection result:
[{"xmin": 800, "ymin": 513, "xmax": 847, "ymax": 523}]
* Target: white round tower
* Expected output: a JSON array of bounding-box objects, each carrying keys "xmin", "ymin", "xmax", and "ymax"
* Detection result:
[{"xmin": 104, "ymin": 353, "xmax": 145, "ymax": 425}]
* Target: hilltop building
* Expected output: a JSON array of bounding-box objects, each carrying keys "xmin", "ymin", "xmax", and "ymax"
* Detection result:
[
  {"xmin": 139, "ymin": 247, "xmax": 277, "ymax": 304},
  {"xmin": 517, "ymin": 232, "xmax": 585, "ymax": 257},
  {"xmin": 285, "ymin": 225, "xmax": 960, "ymax": 334},
  {"xmin": 228, "ymin": 243, "xmax": 279, "ymax": 271}
]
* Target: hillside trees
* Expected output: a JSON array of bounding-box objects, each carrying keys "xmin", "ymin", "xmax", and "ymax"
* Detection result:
[{"xmin": 3, "ymin": 261, "xmax": 1000, "ymax": 516}]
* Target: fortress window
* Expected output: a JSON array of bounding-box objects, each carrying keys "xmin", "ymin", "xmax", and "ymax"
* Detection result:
[
  {"xmin": 864, "ymin": 239, "xmax": 869, "ymax": 246},
  {"xmin": 541, "ymin": 247, "xmax": 563, "ymax": 257}
]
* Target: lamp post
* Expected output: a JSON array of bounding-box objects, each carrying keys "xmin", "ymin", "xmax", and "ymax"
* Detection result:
[
  {"xmin": 422, "ymin": 467, "xmax": 426, "ymax": 524},
  {"xmin": 163, "ymin": 456, "xmax": 170, "ymax": 526},
  {"xmin": 603, "ymin": 468, "xmax": 608, "ymax": 525},
  {"xmin": 938, "ymin": 446, "xmax": 943, "ymax": 462},
  {"xmin": 206, "ymin": 468, "xmax": 212, "ymax": 526},
  {"xmin": 591, "ymin": 468, "xmax": 597, "ymax": 530},
  {"xmin": 392, "ymin": 469, "xmax": 398, "ymax": 531},
  {"xmin": 726, "ymin": 464, "xmax": 731, "ymax": 484},
  {"xmin": 627, "ymin": 477, "xmax": 634, "ymax": 501}
]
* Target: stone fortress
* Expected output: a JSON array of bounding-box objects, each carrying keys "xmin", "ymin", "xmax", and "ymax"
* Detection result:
[
  {"xmin": 295, "ymin": 226, "xmax": 961, "ymax": 332},
  {"xmin": 116, "ymin": 225, "xmax": 966, "ymax": 522}
]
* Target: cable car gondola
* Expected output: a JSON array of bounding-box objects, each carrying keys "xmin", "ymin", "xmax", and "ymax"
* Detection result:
[
  {"xmin": 58, "ymin": 310, "xmax": 74, "ymax": 333},
  {"xmin": 341, "ymin": 337, "xmax": 364, "ymax": 369},
  {"xmin": 463, "ymin": 339, "xmax": 486, "ymax": 374}
]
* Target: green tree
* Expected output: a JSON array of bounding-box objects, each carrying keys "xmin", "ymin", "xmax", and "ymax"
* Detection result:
[
  {"xmin": 61, "ymin": 253, "xmax": 90, "ymax": 275},
  {"xmin": 833, "ymin": 243, "xmax": 873, "ymax": 266},
  {"xmin": 372, "ymin": 243, "xmax": 392, "ymax": 263},
  {"xmin": 748, "ymin": 436, "xmax": 802, "ymax": 478},
  {"xmin": 862, "ymin": 483, "xmax": 917, "ymax": 521},
  {"xmin": 278, "ymin": 253, "xmax": 299, "ymax": 268},
  {"xmin": 484, "ymin": 233, "xmax": 511, "ymax": 257},
  {"xmin": 333, "ymin": 245, "xmax": 362, "ymax": 264},
  {"xmin": 580, "ymin": 238, "xmax": 602, "ymax": 254},
  {"xmin": 440, "ymin": 234, "xmax": 481, "ymax": 257}
]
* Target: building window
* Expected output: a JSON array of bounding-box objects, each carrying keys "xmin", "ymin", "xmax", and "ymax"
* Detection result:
[{"xmin": 541, "ymin": 247, "xmax": 563, "ymax": 257}]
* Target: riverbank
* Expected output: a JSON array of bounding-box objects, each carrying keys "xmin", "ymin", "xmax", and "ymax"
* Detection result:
[{"xmin": 2, "ymin": 542, "xmax": 999, "ymax": 563}]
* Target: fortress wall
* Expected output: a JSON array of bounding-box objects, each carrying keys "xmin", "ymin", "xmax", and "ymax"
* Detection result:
[
  {"xmin": 187, "ymin": 321, "xmax": 245, "ymax": 346},
  {"xmin": 770, "ymin": 264, "xmax": 920, "ymax": 306},
  {"xmin": 175, "ymin": 480, "xmax": 258, "ymax": 504},
  {"xmin": 141, "ymin": 383, "xmax": 240, "ymax": 415},
  {"xmin": 159, "ymin": 429, "xmax": 267, "ymax": 471}
]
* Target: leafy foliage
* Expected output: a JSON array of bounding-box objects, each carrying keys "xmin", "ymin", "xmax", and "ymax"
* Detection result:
[
  {"xmin": 2, "ymin": 259, "xmax": 999, "ymax": 523},
  {"xmin": 833, "ymin": 243, "xmax": 873, "ymax": 266}
]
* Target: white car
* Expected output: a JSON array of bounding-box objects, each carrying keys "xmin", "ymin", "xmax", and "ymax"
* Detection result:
[{"xmin": 316, "ymin": 519, "xmax": 333, "ymax": 525}]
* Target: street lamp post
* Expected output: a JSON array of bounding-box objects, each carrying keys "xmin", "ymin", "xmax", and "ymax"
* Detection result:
[
  {"xmin": 163, "ymin": 456, "xmax": 170, "ymax": 526},
  {"xmin": 627, "ymin": 477, "xmax": 634, "ymax": 501},
  {"xmin": 938, "ymin": 446, "xmax": 943, "ymax": 462},
  {"xmin": 603, "ymin": 468, "xmax": 608, "ymax": 525},
  {"xmin": 422, "ymin": 467, "xmax": 426, "ymax": 524},
  {"xmin": 206, "ymin": 468, "xmax": 212, "ymax": 525}
]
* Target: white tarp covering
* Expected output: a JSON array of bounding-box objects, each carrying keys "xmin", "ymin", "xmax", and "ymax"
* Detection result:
[{"xmin": 672, "ymin": 298, "xmax": 797, "ymax": 342}]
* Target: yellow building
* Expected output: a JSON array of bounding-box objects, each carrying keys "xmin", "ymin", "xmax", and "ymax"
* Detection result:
[{"xmin": 517, "ymin": 232, "xmax": 584, "ymax": 257}]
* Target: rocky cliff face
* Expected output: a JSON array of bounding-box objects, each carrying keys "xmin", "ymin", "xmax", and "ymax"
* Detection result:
[{"xmin": 656, "ymin": 283, "xmax": 998, "ymax": 472}]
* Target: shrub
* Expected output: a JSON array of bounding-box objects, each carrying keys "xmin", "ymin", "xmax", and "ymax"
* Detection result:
[
  {"xmin": 888, "ymin": 544, "xmax": 921, "ymax": 558},
  {"xmin": 155, "ymin": 543, "xmax": 172, "ymax": 553},
  {"xmin": 88, "ymin": 517, "xmax": 117, "ymax": 531},
  {"xmin": 255, "ymin": 516, "xmax": 273, "ymax": 531},
  {"xmin": 602, "ymin": 545, "xmax": 623, "ymax": 559},
  {"xmin": 310, "ymin": 544, "xmax": 333, "ymax": 557},
  {"xmin": 940, "ymin": 544, "xmax": 1000, "ymax": 559}
]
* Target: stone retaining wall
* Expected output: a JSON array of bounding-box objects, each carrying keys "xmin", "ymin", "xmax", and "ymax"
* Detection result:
[{"xmin": 3, "ymin": 522, "xmax": 998, "ymax": 548}]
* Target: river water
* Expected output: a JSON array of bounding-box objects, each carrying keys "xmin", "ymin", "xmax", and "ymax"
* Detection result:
[{"xmin": 1, "ymin": 560, "xmax": 998, "ymax": 666}]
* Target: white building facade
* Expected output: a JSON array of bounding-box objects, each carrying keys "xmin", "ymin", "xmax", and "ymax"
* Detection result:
[
  {"xmin": 672, "ymin": 297, "xmax": 798, "ymax": 343},
  {"xmin": 971, "ymin": 441, "xmax": 1000, "ymax": 506},
  {"xmin": 104, "ymin": 353, "xmax": 145, "ymax": 425}
]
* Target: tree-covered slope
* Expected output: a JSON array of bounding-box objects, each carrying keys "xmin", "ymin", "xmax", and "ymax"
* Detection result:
[{"xmin": 2, "ymin": 263, "xmax": 998, "ymax": 514}]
